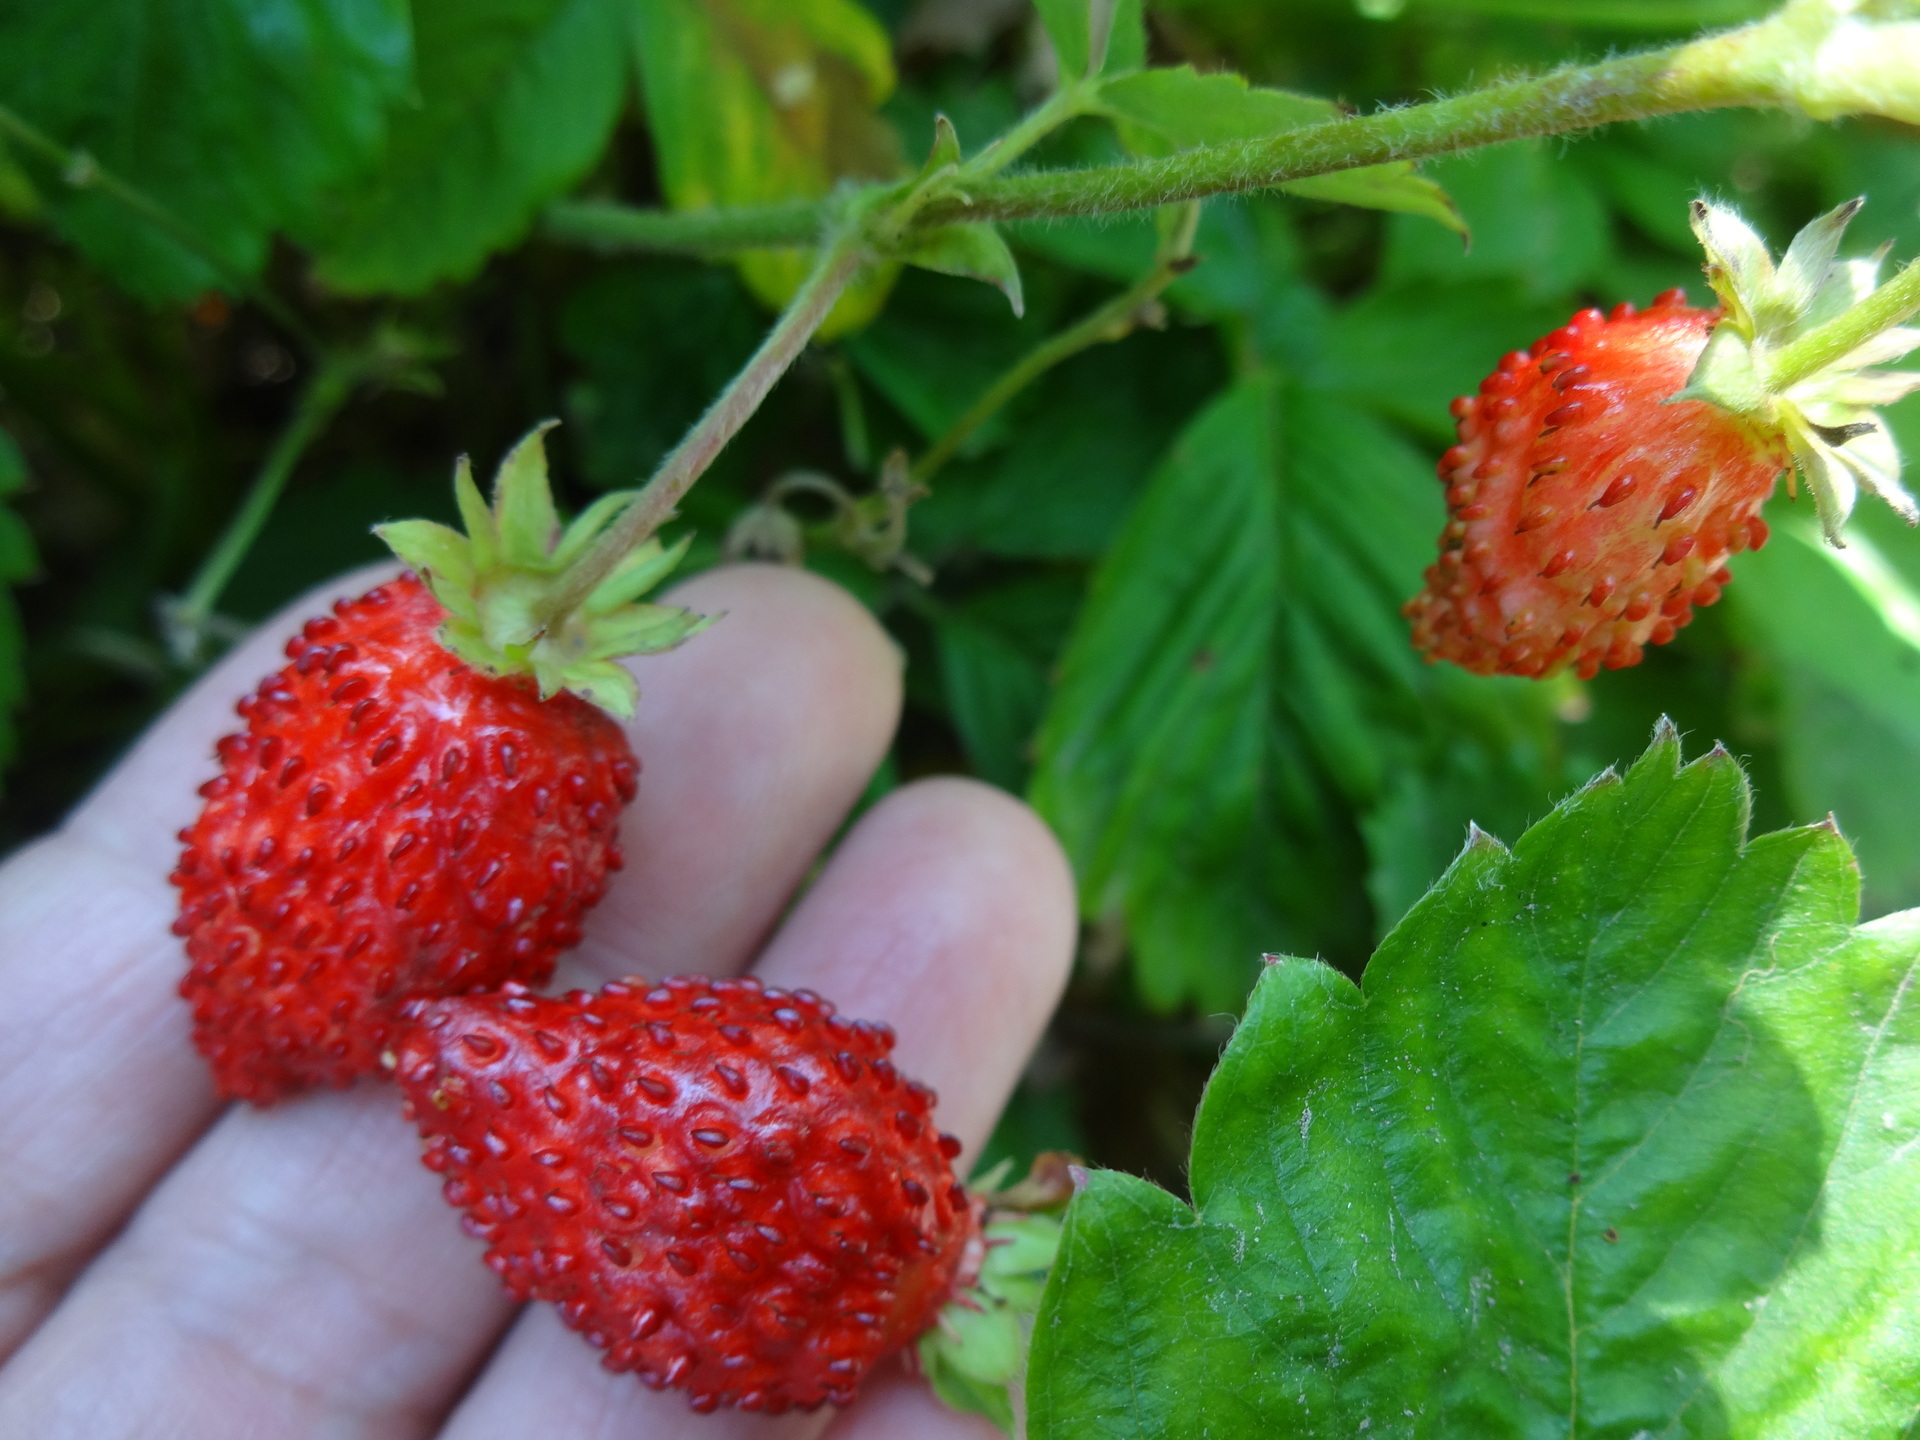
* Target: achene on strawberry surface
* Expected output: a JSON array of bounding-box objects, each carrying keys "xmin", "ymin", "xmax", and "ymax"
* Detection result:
[
  {"xmin": 172, "ymin": 426, "xmax": 706, "ymax": 1104},
  {"xmin": 1408, "ymin": 199, "xmax": 1920, "ymax": 679},
  {"xmin": 391, "ymin": 975, "xmax": 981, "ymax": 1416},
  {"xmin": 173, "ymin": 574, "xmax": 637, "ymax": 1103}
]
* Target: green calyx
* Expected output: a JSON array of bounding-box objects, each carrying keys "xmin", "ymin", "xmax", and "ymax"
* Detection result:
[
  {"xmin": 919, "ymin": 1154, "xmax": 1076, "ymax": 1434},
  {"xmin": 1675, "ymin": 196, "xmax": 1920, "ymax": 544},
  {"xmin": 376, "ymin": 422, "xmax": 710, "ymax": 718}
]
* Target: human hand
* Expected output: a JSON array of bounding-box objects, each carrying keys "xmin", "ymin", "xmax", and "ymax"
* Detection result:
[{"xmin": 0, "ymin": 564, "xmax": 1076, "ymax": 1439}]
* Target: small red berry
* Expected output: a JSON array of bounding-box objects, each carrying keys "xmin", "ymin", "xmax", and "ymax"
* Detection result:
[{"xmin": 392, "ymin": 977, "xmax": 980, "ymax": 1416}]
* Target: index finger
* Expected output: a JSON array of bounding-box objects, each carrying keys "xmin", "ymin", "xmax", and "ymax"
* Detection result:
[{"xmin": 0, "ymin": 564, "xmax": 395, "ymax": 1357}]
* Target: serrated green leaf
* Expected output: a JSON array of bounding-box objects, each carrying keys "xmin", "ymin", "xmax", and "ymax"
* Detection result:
[
  {"xmin": 1029, "ymin": 375, "xmax": 1565, "ymax": 1009},
  {"xmin": 899, "ymin": 223, "xmax": 1025, "ymax": 316},
  {"xmin": 1034, "ymin": 0, "xmax": 1146, "ymax": 81},
  {"xmin": 0, "ymin": 0, "xmax": 411, "ymax": 298},
  {"xmin": 937, "ymin": 613, "xmax": 1050, "ymax": 791},
  {"xmin": 1726, "ymin": 503, "xmax": 1920, "ymax": 917},
  {"xmin": 1096, "ymin": 67, "xmax": 1462, "ymax": 234},
  {"xmin": 630, "ymin": 0, "xmax": 903, "ymax": 338},
  {"xmin": 1030, "ymin": 729, "xmax": 1920, "ymax": 1437},
  {"xmin": 302, "ymin": 0, "xmax": 628, "ymax": 294}
]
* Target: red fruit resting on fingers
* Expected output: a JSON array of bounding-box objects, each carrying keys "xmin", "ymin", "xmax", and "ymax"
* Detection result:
[
  {"xmin": 171, "ymin": 424, "xmax": 707, "ymax": 1103},
  {"xmin": 391, "ymin": 975, "xmax": 981, "ymax": 1416},
  {"xmin": 1408, "ymin": 199, "xmax": 1920, "ymax": 679},
  {"xmin": 1405, "ymin": 293, "xmax": 1781, "ymax": 679},
  {"xmin": 172, "ymin": 574, "xmax": 637, "ymax": 1103}
]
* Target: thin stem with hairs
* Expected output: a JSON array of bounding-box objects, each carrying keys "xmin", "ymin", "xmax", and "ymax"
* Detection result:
[{"xmin": 534, "ymin": 227, "xmax": 872, "ymax": 628}]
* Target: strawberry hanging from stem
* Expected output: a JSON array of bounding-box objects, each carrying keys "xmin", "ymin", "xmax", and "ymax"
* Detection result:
[
  {"xmin": 173, "ymin": 426, "xmax": 709, "ymax": 1103},
  {"xmin": 1407, "ymin": 197, "xmax": 1920, "ymax": 678}
]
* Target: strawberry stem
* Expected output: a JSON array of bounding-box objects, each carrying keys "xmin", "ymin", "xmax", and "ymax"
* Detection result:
[
  {"xmin": 912, "ymin": 203, "xmax": 1201, "ymax": 487},
  {"xmin": 163, "ymin": 353, "xmax": 362, "ymax": 663},
  {"xmin": 540, "ymin": 3, "xmax": 1920, "ymax": 260},
  {"xmin": 1766, "ymin": 257, "xmax": 1920, "ymax": 393},
  {"xmin": 533, "ymin": 227, "xmax": 869, "ymax": 630}
]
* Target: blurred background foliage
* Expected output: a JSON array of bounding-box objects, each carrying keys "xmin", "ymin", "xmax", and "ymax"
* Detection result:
[{"xmin": 2, "ymin": 0, "xmax": 1918, "ymax": 1194}]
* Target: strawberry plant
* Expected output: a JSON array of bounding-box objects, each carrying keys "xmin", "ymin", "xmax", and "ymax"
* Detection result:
[
  {"xmin": 4, "ymin": 0, "xmax": 1920, "ymax": 1432},
  {"xmin": 1030, "ymin": 726, "xmax": 1920, "ymax": 1436}
]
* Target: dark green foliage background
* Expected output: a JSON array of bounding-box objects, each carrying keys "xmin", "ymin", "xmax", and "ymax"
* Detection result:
[{"xmin": 3, "ymin": 0, "xmax": 1919, "ymax": 1193}]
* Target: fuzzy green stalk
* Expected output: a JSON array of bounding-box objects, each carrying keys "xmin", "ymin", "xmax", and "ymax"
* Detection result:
[
  {"xmin": 1767, "ymin": 258, "xmax": 1920, "ymax": 392},
  {"xmin": 533, "ymin": 228, "xmax": 870, "ymax": 629},
  {"xmin": 545, "ymin": 2, "xmax": 1897, "ymax": 257},
  {"xmin": 165, "ymin": 356, "xmax": 360, "ymax": 661}
]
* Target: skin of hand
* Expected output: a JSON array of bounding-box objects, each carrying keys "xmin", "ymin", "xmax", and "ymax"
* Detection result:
[{"xmin": 0, "ymin": 563, "xmax": 1077, "ymax": 1440}]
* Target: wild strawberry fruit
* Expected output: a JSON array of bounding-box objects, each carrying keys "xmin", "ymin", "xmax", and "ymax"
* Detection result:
[
  {"xmin": 174, "ymin": 426, "xmax": 707, "ymax": 1103},
  {"xmin": 391, "ymin": 975, "xmax": 984, "ymax": 1416},
  {"xmin": 1408, "ymin": 198, "xmax": 1920, "ymax": 678}
]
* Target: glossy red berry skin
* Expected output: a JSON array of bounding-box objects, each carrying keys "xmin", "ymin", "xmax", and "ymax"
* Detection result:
[
  {"xmin": 1405, "ymin": 293, "xmax": 1787, "ymax": 678},
  {"xmin": 172, "ymin": 575, "xmax": 636, "ymax": 1104},
  {"xmin": 392, "ymin": 976, "xmax": 977, "ymax": 1416}
]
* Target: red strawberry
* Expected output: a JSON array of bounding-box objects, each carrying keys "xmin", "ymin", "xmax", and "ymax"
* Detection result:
[
  {"xmin": 172, "ymin": 574, "xmax": 637, "ymax": 1103},
  {"xmin": 1408, "ymin": 199, "xmax": 1919, "ymax": 679},
  {"xmin": 172, "ymin": 426, "xmax": 706, "ymax": 1103},
  {"xmin": 391, "ymin": 975, "xmax": 980, "ymax": 1415}
]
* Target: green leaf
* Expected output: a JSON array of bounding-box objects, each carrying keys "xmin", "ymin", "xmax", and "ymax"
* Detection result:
[
  {"xmin": 1315, "ymin": 279, "xmax": 1573, "ymax": 443},
  {"xmin": 1034, "ymin": 0, "xmax": 1146, "ymax": 81},
  {"xmin": 630, "ymin": 0, "xmax": 903, "ymax": 338},
  {"xmin": 0, "ymin": 0, "xmax": 411, "ymax": 298},
  {"xmin": 302, "ymin": 0, "xmax": 628, "ymax": 294},
  {"xmin": 1030, "ymin": 728, "xmax": 1920, "ymax": 1437},
  {"xmin": 1381, "ymin": 139, "xmax": 1610, "ymax": 299},
  {"xmin": 1096, "ymin": 67, "xmax": 1463, "ymax": 235},
  {"xmin": 1029, "ymin": 375, "xmax": 1565, "ymax": 1008},
  {"xmin": 937, "ymin": 613, "xmax": 1050, "ymax": 792},
  {"xmin": 1725, "ymin": 504, "xmax": 1920, "ymax": 918},
  {"xmin": 899, "ymin": 223, "xmax": 1025, "ymax": 316}
]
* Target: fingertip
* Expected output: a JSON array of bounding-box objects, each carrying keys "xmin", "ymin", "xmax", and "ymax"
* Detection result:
[{"xmin": 755, "ymin": 775, "xmax": 1079, "ymax": 1153}]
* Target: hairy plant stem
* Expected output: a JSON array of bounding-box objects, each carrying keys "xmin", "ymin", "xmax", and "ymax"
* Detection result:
[
  {"xmin": 960, "ymin": 79, "xmax": 1097, "ymax": 182},
  {"xmin": 912, "ymin": 204, "xmax": 1202, "ymax": 486},
  {"xmin": 166, "ymin": 354, "xmax": 361, "ymax": 661},
  {"xmin": 1767, "ymin": 259, "xmax": 1920, "ymax": 391},
  {"xmin": 535, "ymin": 229, "xmax": 870, "ymax": 628},
  {"xmin": 0, "ymin": 103, "xmax": 317, "ymax": 350},
  {"xmin": 543, "ymin": 4, "xmax": 1864, "ymax": 257}
]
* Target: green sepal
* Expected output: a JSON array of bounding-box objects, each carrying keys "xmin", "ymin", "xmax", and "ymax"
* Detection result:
[
  {"xmin": 920, "ymin": 1212, "xmax": 1063, "ymax": 1435},
  {"xmin": 1680, "ymin": 198, "xmax": 1920, "ymax": 544},
  {"xmin": 898, "ymin": 222, "xmax": 1025, "ymax": 317},
  {"xmin": 375, "ymin": 422, "xmax": 707, "ymax": 717}
]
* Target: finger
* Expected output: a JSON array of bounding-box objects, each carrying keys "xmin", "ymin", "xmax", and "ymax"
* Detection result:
[
  {"xmin": 0, "ymin": 561, "xmax": 397, "ymax": 1356},
  {"xmin": 0, "ymin": 565, "xmax": 902, "ymax": 1439},
  {"xmin": 570, "ymin": 564, "xmax": 904, "ymax": 981},
  {"xmin": 433, "ymin": 778, "xmax": 1077, "ymax": 1440}
]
